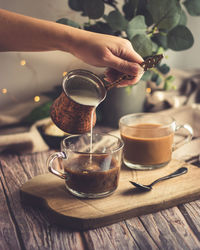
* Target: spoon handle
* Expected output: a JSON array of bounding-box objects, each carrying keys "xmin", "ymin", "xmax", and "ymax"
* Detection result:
[{"xmin": 150, "ymin": 167, "xmax": 188, "ymax": 186}]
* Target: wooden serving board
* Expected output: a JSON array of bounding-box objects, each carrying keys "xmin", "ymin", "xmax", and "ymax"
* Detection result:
[{"xmin": 20, "ymin": 159, "xmax": 200, "ymax": 230}]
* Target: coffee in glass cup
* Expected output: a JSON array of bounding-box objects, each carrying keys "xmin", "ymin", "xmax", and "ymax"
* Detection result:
[
  {"xmin": 47, "ymin": 133, "xmax": 124, "ymax": 198},
  {"xmin": 119, "ymin": 113, "xmax": 193, "ymax": 170}
]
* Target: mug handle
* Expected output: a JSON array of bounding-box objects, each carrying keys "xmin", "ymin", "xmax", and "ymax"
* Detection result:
[
  {"xmin": 47, "ymin": 152, "xmax": 67, "ymax": 179},
  {"xmin": 173, "ymin": 124, "xmax": 193, "ymax": 151}
]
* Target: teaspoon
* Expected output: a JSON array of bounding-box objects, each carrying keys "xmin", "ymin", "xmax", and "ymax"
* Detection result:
[{"xmin": 129, "ymin": 167, "xmax": 188, "ymax": 191}]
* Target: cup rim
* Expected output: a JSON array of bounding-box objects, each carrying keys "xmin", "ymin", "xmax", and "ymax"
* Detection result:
[
  {"xmin": 62, "ymin": 132, "xmax": 124, "ymax": 154},
  {"xmin": 119, "ymin": 112, "xmax": 176, "ymax": 129},
  {"xmin": 62, "ymin": 69, "xmax": 107, "ymax": 106}
]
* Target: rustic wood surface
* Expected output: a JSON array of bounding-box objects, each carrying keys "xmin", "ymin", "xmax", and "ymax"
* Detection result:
[
  {"xmin": 1, "ymin": 150, "xmax": 200, "ymax": 250},
  {"xmin": 20, "ymin": 159, "xmax": 200, "ymax": 230}
]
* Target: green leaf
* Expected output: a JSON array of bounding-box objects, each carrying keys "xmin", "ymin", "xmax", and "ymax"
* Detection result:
[
  {"xmin": 22, "ymin": 101, "xmax": 53, "ymax": 124},
  {"xmin": 137, "ymin": 0, "xmax": 153, "ymax": 26},
  {"xmin": 167, "ymin": 25, "xmax": 194, "ymax": 51},
  {"xmin": 151, "ymin": 41, "xmax": 159, "ymax": 53},
  {"xmin": 141, "ymin": 70, "xmax": 152, "ymax": 81},
  {"xmin": 164, "ymin": 81, "xmax": 172, "ymax": 90},
  {"xmin": 137, "ymin": 0, "xmax": 149, "ymax": 14},
  {"xmin": 158, "ymin": 64, "xmax": 170, "ymax": 74},
  {"xmin": 183, "ymin": 0, "xmax": 200, "ymax": 16},
  {"xmin": 122, "ymin": 0, "xmax": 139, "ymax": 20},
  {"xmin": 131, "ymin": 34, "xmax": 152, "ymax": 57},
  {"xmin": 83, "ymin": 0, "xmax": 105, "ymax": 19},
  {"xmin": 166, "ymin": 75, "xmax": 175, "ymax": 82},
  {"xmin": 157, "ymin": 47, "xmax": 165, "ymax": 55},
  {"xmin": 68, "ymin": 0, "xmax": 84, "ymax": 11},
  {"xmin": 152, "ymin": 33, "xmax": 168, "ymax": 50},
  {"xmin": 164, "ymin": 75, "xmax": 175, "ymax": 90},
  {"xmin": 84, "ymin": 22, "xmax": 114, "ymax": 35},
  {"xmin": 142, "ymin": 9, "xmax": 153, "ymax": 27},
  {"xmin": 56, "ymin": 18, "xmax": 80, "ymax": 28},
  {"xmin": 107, "ymin": 10, "xmax": 128, "ymax": 31},
  {"xmin": 126, "ymin": 15, "xmax": 147, "ymax": 40},
  {"xmin": 151, "ymin": 73, "xmax": 162, "ymax": 85},
  {"xmin": 147, "ymin": 0, "xmax": 182, "ymax": 30},
  {"xmin": 178, "ymin": 9, "xmax": 187, "ymax": 25}
]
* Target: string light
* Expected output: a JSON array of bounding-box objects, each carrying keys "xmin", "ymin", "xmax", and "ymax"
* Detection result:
[
  {"xmin": 62, "ymin": 71, "xmax": 67, "ymax": 77},
  {"xmin": 34, "ymin": 96, "xmax": 40, "ymax": 102},
  {"xmin": 1, "ymin": 88, "xmax": 19, "ymax": 103},
  {"xmin": 2, "ymin": 58, "xmax": 42, "ymax": 105},
  {"xmin": 20, "ymin": 58, "xmax": 41, "ymax": 104},
  {"xmin": 1, "ymin": 88, "xmax": 8, "ymax": 94},
  {"xmin": 20, "ymin": 60, "xmax": 26, "ymax": 66},
  {"xmin": 146, "ymin": 87, "xmax": 152, "ymax": 94}
]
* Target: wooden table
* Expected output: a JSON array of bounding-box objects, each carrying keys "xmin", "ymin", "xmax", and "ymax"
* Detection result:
[{"xmin": 1, "ymin": 148, "xmax": 200, "ymax": 250}]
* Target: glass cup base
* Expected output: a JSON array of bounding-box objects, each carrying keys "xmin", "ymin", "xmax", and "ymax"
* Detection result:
[
  {"xmin": 123, "ymin": 159, "xmax": 170, "ymax": 170},
  {"xmin": 65, "ymin": 184, "xmax": 116, "ymax": 198}
]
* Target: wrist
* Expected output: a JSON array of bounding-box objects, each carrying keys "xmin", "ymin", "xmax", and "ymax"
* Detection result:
[{"xmin": 58, "ymin": 25, "xmax": 83, "ymax": 54}]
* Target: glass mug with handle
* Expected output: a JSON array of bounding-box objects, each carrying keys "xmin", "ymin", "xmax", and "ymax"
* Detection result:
[
  {"xmin": 47, "ymin": 133, "xmax": 124, "ymax": 198},
  {"xmin": 119, "ymin": 113, "xmax": 193, "ymax": 170}
]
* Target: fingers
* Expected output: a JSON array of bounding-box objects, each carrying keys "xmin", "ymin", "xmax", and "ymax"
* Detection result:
[
  {"xmin": 105, "ymin": 56, "xmax": 144, "ymax": 86},
  {"xmin": 118, "ymin": 46, "xmax": 144, "ymax": 64},
  {"xmin": 105, "ymin": 67, "xmax": 143, "ymax": 87},
  {"xmin": 107, "ymin": 37, "xmax": 144, "ymax": 64},
  {"xmin": 105, "ymin": 49, "xmax": 143, "ymax": 72}
]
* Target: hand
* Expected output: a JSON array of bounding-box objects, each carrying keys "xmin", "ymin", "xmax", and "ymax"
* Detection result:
[
  {"xmin": 0, "ymin": 9, "xmax": 144, "ymax": 86},
  {"xmin": 68, "ymin": 30, "xmax": 144, "ymax": 86}
]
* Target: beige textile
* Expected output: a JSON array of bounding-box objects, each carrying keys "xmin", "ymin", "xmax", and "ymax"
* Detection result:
[
  {"xmin": 0, "ymin": 105, "xmax": 200, "ymax": 155},
  {"xmin": 0, "ymin": 118, "xmax": 50, "ymax": 153}
]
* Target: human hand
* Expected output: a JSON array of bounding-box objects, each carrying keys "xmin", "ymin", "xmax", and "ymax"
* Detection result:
[
  {"xmin": 68, "ymin": 29, "xmax": 144, "ymax": 86},
  {"xmin": 0, "ymin": 9, "xmax": 143, "ymax": 87}
]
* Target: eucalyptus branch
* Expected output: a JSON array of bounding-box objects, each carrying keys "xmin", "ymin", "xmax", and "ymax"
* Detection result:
[
  {"xmin": 59, "ymin": 0, "xmax": 198, "ymax": 90},
  {"xmin": 146, "ymin": 24, "xmax": 159, "ymax": 37}
]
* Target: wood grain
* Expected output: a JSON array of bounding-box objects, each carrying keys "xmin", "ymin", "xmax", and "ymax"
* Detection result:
[
  {"xmin": 1, "ymin": 151, "xmax": 200, "ymax": 249},
  {"xmin": 20, "ymin": 159, "xmax": 200, "ymax": 230},
  {"xmin": 0, "ymin": 153, "xmax": 85, "ymax": 250}
]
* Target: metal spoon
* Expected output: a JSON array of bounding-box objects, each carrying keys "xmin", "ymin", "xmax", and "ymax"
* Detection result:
[{"xmin": 129, "ymin": 167, "xmax": 188, "ymax": 191}]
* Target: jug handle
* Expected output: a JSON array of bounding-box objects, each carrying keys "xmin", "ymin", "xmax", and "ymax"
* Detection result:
[{"xmin": 104, "ymin": 74, "xmax": 134, "ymax": 90}]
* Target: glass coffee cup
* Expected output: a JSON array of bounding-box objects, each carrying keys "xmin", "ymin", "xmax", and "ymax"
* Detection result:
[
  {"xmin": 47, "ymin": 133, "xmax": 124, "ymax": 198},
  {"xmin": 119, "ymin": 113, "xmax": 193, "ymax": 170}
]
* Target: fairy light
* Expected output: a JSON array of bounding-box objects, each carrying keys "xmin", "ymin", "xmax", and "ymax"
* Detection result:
[
  {"xmin": 1, "ymin": 88, "xmax": 8, "ymax": 94},
  {"xmin": 146, "ymin": 87, "xmax": 152, "ymax": 94},
  {"xmin": 1, "ymin": 58, "xmax": 43, "ymax": 105},
  {"xmin": 34, "ymin": 95, "xmax": 40, "ymax": 102},
  {"xmin": 20, "ymin": 59, "xmax": 40, "ymax": 103},
  {"xmin": 20, "ymin": 60, "xmax": 26, "ymax": 66},
  {"xmin": 62, "ymin": 71, "xmax": 67, "ymax": 77}
]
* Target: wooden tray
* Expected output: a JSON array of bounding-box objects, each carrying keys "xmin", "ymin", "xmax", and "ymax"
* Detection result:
[{"xmin": 20, "ymin": 159, "xmax": 200, "ymax": 230}]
